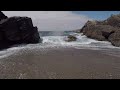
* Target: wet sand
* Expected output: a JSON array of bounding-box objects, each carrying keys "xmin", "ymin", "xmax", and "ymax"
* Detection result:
[{"xmin": 0, "ymin": 47, "xmax": 120, "ymax": 79}]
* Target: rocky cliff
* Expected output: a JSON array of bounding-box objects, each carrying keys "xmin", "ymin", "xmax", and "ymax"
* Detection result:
[
  {"xmin": 0, "ymin": 11, "xmax": 42, "ymax": 50},
  {"xmin": 80, "ymin": 14, "xmax": 120, "ymax": 47}
]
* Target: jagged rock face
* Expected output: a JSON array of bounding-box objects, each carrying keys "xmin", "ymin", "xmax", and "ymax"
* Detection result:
[
  {"xmin": 0, "ymin": 16, "xmax": 42, "ymax": 50},
  {"xmin": 80, "ymin": 14, "xmax": 120, "ymax": 47},
  {"xmin": 107, "ymin": 14, "xmax": 120, "ymax": 27},
  {"xmin": 0, "ymin": 11, "xmax": 7, "ymax": 21}
]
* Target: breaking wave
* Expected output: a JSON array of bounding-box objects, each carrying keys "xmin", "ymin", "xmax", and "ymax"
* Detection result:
[{"xmin": 0, "ymin": 32, "xmax": 120, "ymax": 59}]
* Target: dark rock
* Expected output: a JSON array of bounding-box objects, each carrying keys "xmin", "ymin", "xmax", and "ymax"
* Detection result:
[
  {"xmin": 0, "ymin": 11, "xmax": 7, "ymax": 21},
  {"xmin": 65, "ymin": 35, "xmax": 77, "ymax": 42},
  {"xmin": 0, "ymin": 16, "xmax": 41, "ymax": 50},
  {"xmin": 79, "ymin": 14, "xmax": 120, "ymax": 47},
  {"xmin": 102, "ymin": 31, "xmax": 115, "ymax": 39}
]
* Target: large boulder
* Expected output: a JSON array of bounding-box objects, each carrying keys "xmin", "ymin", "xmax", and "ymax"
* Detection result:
[
  {"xmin": 79, "ymin": 14, "xmax": 120, "ymax": 47},
  {"xmin": 0, "ymin": 16, "xmax": 42, "ymax": 50}
]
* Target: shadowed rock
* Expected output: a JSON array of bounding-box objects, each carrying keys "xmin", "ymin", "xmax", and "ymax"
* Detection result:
[{"xmin": 0, "ymin": 12, "xmax": 42, "ymax": 50}]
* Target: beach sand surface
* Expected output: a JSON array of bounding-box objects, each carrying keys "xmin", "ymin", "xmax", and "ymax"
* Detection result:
[{"xmin": 0, "ymin": 47, "xmax": 120, "ymax": 79}]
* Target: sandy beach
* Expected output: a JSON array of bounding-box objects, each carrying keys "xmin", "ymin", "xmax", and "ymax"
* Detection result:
[{"xmin": 0, "ymin": 47, "xmax": 120, "ymax": 79}]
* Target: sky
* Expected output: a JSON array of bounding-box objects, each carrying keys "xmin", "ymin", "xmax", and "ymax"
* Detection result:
[
  {"xmin": 73, "ymin": 11, "xmax": 120, "ymax": 20},
  {"xmin": 3, "ymin": 11, "xmax": 120, "ymax": 31}
]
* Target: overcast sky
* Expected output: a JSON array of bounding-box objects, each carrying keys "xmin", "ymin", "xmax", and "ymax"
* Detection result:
[{"xmin": 3, "ymin": 11, "xmax": 120, "ymax": 31}]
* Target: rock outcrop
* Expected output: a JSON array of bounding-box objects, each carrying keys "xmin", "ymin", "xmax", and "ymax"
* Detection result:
[
  {"xmin": 79, "ymin": 14, "xmax": 120, "ymax": 47},
  {"xmin": 0, "ymin": 11, "xmax": 41, "ymax": 50},
  {"xmin": 65, "ymin": 35, "xmax": 77, "ymax": 42}
]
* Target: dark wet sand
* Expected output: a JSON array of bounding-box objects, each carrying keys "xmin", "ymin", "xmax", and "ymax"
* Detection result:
[{"xmin": 0, "ymin": 47, "xmax": 120, "ymax": 79}]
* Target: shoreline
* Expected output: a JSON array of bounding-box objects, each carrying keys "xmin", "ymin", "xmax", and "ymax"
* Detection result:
[{"xmin": 0, "ymin": 47, "xmax": 120, "ymax": 79}]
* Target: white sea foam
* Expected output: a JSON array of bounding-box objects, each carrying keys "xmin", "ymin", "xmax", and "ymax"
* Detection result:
[
  {"xmin": 42, "ymin": 33, "xmax": 115, "ymax": 47},
  {"xmin": 0, "ymin": 33, "xmax": 120, "ymax": 59},
  {"xmin": 0, "ymin": 47, "xmax": 23, "ymax": 59}
]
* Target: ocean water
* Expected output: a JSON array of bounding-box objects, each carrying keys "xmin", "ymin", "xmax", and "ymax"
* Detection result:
[
  {"xmin": 0, "ymin": 31, "xmax": 120, "ymax": 59},
  {"xmin": 40, "ymin": 31, "xmax": 119, "ymax": 49}
]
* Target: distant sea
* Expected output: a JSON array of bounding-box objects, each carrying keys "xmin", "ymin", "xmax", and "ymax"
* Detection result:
[{"xmin": 39, "ymin": 31, "xmax": 74, "ymax": 36}]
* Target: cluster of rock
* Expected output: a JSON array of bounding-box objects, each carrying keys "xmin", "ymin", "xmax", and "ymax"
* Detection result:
[
  {"xmin": 0, "ymin": 11, "xmax": 41, "ymax": 50},
  {"xmin": 79, "ymin": 14, "xmax": 120, "ymax": 47}
]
